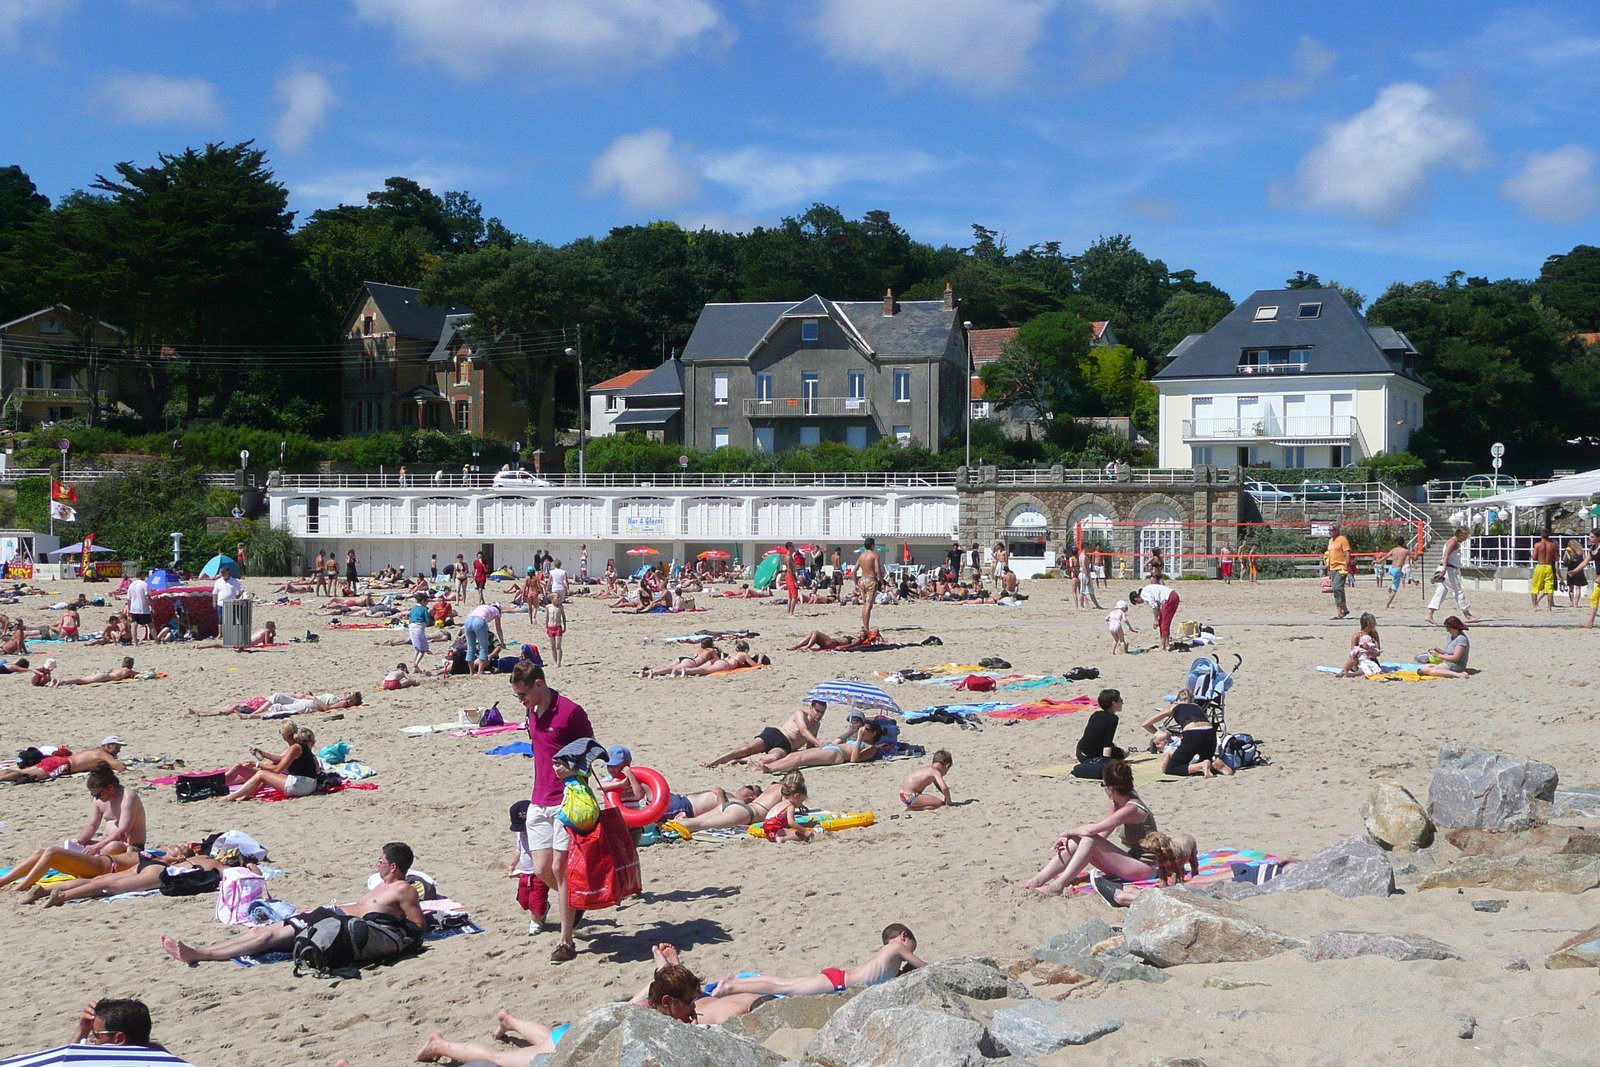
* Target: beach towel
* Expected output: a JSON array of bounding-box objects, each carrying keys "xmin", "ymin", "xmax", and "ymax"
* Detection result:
[
  {"xmin": 662, "ymin": 630, "xmax": 761, "ymax": 643},
  {"xmin": 713, "ymin": 663, "xmax": 771, "ymax": 676},
  {"xmin": 76, "ymin": 671, "xmax": 168, "ymax": 687},
  {"xmin": 448, "ymin": 723, "xmax": 525, "ymax": 737},
  {"xmin": 1028, "ymin": 752, "xmax": 1182, "ymax": 786},
  {"xmin": 1065, "ymin": 848, "xmax": 1291, "ymax": 895},
  {"xmin": 326, "ymin": 621, "xmax": 395, "ymax": 630},
  {"xmin": 254, "ymin": 781, "xmax": 379, "ymax": 801},
  {"xmin": 901, "ymin": 703, "xmax": 1012, "ymax": 722},
  {"xmin": 987, "ymin": 696, "xmax": 1096, "ymax": 720},
  {"xmin": 1000, "ymin": 676, "xmax": 1071, "ymax": 690},
  {"xmin": 488, "ymin": 741, "xmax": 534, "ymax": 756}
]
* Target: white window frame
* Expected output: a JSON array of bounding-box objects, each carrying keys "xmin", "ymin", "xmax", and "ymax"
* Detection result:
[
  {"xmin": 1297, "ymin": 302, "xmax": 1322, "ymax": 319},
  {"xmin": 606, "ymin": 393, "xmax": 622, "ymax": 413},
  {"xmin": 1254, "ymin": 305, "xmax": 1279, "ymax": 321},
  {"xmin": 893, "ymin": 369, "xmax": 911, "ymax": 403},
  {"xmin": 801, "ymin": 320, "xmax": 819, "ymax": 342},
  {"xmin": 712, "ymin": 373, "xmax": 729, "ymax": 406},
  {"xmin": 756, "ymin": 373, "xmax": 772, "ymax": 403},
  {"xmin": 711, "ymin": 427, "xmax": 730, "ymax": 449},
  {"xmin": 848, "ymin": 370, "xmax": 865, "ymax": 399}
]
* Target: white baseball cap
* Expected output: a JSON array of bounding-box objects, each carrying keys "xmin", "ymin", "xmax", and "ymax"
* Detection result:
[{"xmin": 101, "ymin": 735, "xmax": 126, "ymax": 747}]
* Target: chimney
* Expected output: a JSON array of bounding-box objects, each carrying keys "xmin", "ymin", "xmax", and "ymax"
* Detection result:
[
  {"xmin": 942, "ymin": 283, "xmax": 955, "ymax": 310},
  {"xmin": 884, "ymin": 289, "xmax": 895, "ymax": 317}
]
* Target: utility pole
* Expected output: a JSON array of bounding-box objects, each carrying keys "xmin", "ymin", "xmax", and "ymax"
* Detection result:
[{"xmin": 567, "ymin": 324, "xmax": 585, "ymax": 485}]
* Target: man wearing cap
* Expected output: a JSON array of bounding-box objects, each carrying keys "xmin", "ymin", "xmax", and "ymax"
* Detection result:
[
  {"xmin": 1419, "ymin": 617, "xmax": 1472, "ymax": 678},
  {"xmin": 509, "ymin": 661, "xmax": 593, "ymax": 963},
  {"xmin": 0, "ymin": 736, "xmax": 127, "ymax": 783}
]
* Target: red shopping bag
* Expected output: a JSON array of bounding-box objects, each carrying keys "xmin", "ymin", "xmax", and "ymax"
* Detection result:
[
  {"xmin": 955, "ymin": 674, "xmax": 996, "ymax": 692},
  {"xmin": 566, "ymin": 807, "xmax": 641, "ymax": 910}
]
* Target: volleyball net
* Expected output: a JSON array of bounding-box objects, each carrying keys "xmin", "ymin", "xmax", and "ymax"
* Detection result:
[{"xmin": 1072, "ymin": 519, "xmax": 1427, "ymax": 580}]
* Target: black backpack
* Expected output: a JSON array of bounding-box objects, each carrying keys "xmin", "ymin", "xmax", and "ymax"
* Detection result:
[
  {"xmin": 159, "ymin": 865, "xmax": 223, "ymax": 896},
  {"xmin": 291, "ymin": 912, "xmax": 421, "ymax": 978}
]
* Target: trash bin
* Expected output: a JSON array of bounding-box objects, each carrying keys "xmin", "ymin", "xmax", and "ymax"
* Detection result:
[{"xmin": 221, "ymin": 598, "xmax": 253, "ymax": 647}]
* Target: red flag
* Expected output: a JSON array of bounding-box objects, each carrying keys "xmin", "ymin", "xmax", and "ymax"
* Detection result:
[{"xmin": 51, "ymin": 481, "xmax": 77, "ymax": 502}]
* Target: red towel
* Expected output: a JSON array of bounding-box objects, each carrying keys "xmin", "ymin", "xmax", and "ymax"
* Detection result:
[{"xmin": 988, "ymin": 696, "xmax": 1096, "ymax": 721}]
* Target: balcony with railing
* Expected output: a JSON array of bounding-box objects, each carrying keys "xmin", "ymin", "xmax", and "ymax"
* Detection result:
[
  {"xmin": 12, "ymin": 385, "xmax": 104, "ymax": 403},
  {"xmin": 741, "ymin": 396, "xmax": 873, "ymax": 418},
  {"xmin": 1181, "ymin": 416, "xmax": 1356, "ymax": 442}
]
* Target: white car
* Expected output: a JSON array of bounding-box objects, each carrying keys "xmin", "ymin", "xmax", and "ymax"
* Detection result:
[
  {"xmin": 491, "ymin": 470, "xmax": 552, "ymax": 489},
  {"xmin": 1243, "ymin": 479, "xmax": 1295, "ymax": 502}
]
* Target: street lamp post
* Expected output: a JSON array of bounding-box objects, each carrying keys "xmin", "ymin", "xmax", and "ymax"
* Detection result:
[
  {"xmin": 239, "ymin": 448, "xmax": 249, "ymax": 472},
  {"xmin": 963, "ymin": 320, "xmax": 974, "ymax": 472},
  {"xmin": 470, "ymin": 439, "xmax": 482, "ymax": 487},
  {"xmin": 279, "ymin": 439, "xmax": 287, "ymax": 470},
  {"xmin": 567, "ymin": 335, "xmax": 585, "ymax": 484},
  {"xmin": 512, "ymin": 440, "xmax": 522, "ymax": 472}
]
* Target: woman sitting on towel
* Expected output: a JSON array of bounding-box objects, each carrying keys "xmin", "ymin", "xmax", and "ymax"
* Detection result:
[
  {"xmin": 1017, "ymin": 759, "xmax": 1161, "ymax": 895},
  {"xmin": 752, "ymin": 722, "xmax": 882, "ymax": 772},
  {"xmin": 1335, "ymin": 613, "xmax": 1384, "ymax": 677},
  {"xmin": 217, "ymin": 722, "xmax": 321, "ymax": 801}
]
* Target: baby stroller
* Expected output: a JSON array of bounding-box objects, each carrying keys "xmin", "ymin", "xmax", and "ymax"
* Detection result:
[{"xmin": 1186, "ymin": 653, "xmax": 1241, "ymax": 730}]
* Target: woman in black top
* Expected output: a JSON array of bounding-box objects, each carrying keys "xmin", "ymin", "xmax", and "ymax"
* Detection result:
[
  {"xmin": 1072, "ymin": 689, "xmax": 1127, "ymax": 779},
  {"xmin": 222, "ymin": 723, "xmax": 322, "ymax": 801}
]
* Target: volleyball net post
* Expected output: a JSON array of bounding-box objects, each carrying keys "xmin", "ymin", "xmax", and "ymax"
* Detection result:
[{"xmin": 1072, "ymin": 519, "xmax": 1427, "ymax": 579}]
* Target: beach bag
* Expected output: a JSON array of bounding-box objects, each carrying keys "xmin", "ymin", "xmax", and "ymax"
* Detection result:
[
  {"xmin": 565, "ymin": 807, "xmax": 641, "ymax": 911},
  {"xmin": 291, "ymin": 911, "xmax": 421, "ymax": 978},
  {"xmin": 175, "ymin": 771, "xmax": 229, "ymax": 802},
  {"xmin": 956, "ymin": 674, "xmax": 996, "ymax": 692},
  {"xmin": 1320, "ymin": 575, "xmax": 1333, "ymax": 593},
  {"xmin": 559, "ymin": 774, "xmax": 601, "ymax": 834},
  {"xmin": 159, "ymin": 865, "xmax": 223, "ymax": 897},
  {"xmin": 479, "ymin": 704, "xmax": 504, "ymax": 728},
  {"xmin": 215, "ymin": 867, "xmax": 266, "ymax": 924},
  {"xmin": 1218, "ymin": 733, "xmax": 1264, "ymax": 769}
]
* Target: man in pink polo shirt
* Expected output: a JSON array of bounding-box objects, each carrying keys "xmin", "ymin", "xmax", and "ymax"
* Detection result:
[{"xmin": 511, "ymin": 660, "xmax": 594, "ymax": 963}]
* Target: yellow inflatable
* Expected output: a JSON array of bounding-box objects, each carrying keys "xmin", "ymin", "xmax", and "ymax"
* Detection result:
[{"xmin": 747, "ymin": 811, "xmax": 875, "ymax": 838}]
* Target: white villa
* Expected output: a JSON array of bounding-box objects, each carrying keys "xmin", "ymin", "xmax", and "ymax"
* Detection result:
[{"xmin": 1153, "ymin": 288, "xmax": 1428, "ymax": 470}]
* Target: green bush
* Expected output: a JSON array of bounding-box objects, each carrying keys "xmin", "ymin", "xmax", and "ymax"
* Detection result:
[{"xmin": 14, "ymin": 478, "xmax": 48, "ymax": 530}]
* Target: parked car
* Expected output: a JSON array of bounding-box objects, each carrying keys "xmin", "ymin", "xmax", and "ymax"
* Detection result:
[
  {"xmin": 1243, "ymin": 479, "xmax": 1295, "ymax": 502},
  {"xmin": 1298, "ymin": 480, "xmax": 1346, "ymax": 500},
  {"xmin": 491, "ymin": 469, "xmax": 552, "ymax": 489},
  {"xmin": 1459, "ymin": 473, "xmax": 1519, "ymax": 499}
]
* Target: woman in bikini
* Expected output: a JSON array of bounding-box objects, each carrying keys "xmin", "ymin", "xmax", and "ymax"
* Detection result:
[
  {"xmin": 19, "ymin": 841, "xmax": 255, "ymax": 907},
  {"xmin": 637, "ymin": 638, "xmax": 720, "ymax": 678},
  {"xmin": 1016, "ymin": 759, "xmax": 1161, "ymax": 896},
  {"xmin": 662, "ymin": 773, "xmax": 804, "ymax": 834},
  {"xmin": 670, "ymin": 641, "xmax": 767, "ymax": 676},
  {"xmin": 752, "ymin": 722, "xmax": 882, "ymax": 773}
]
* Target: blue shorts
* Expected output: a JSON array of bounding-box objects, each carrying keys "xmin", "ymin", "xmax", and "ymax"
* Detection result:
[
  {"xmin": 464, "ymin": 616, "xmax": 490, "ymax": 661},
  {"xmin": 664, "ymin": 794, "xmax": 695, "ymax": 819},
  {"xmin": 1388, "ymin": 566, "xmax": 1403, "ymax": 592}
]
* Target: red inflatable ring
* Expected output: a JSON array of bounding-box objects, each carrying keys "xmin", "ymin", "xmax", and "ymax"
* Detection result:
[{"xmin": 603, "ymin": 766, "xmax": 671, "ymax": 827}]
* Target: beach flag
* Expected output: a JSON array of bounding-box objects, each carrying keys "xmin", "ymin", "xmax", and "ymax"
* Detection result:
[
  {"xmin": 49, "ymin": 500, "xmax": 76, "ymax": 522},
  {"xmin": 51, "ymin": 480, "xmax": 76, "ymax": 502}
]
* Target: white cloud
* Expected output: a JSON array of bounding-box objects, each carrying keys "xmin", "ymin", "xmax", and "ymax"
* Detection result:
[
  {"xmin": 702, "ymin": 146, "xmax": 939, "ymax": 212},
  {"xmin": 1234, "ymin": 35, "xmax": 1335, "ymax": 103},
  {"xmin": 0, "ymin": 0, "xmax": 73, "ymax": 48},
  {"xmin": 588, "ymin": 128, "xmax": 701, "ymax": 211},
  {"xmin": 1286, "ymin": 82, "xmax": 1487, "ymax": 223},
  {"xmin": 1501, "ymin": 145, "xmax": 1600, "ymax": 224},
  {"xmin": 89, "ymin": 71, "xmax": 225, "ymax": 126},
  {"xmin": 273, "ymin": 67, "xmax": 338, "ymax": 152},
  {"xmin": 809, "ymin": 0, "xmax": 1056, "ymax": 91},
  {"xmin": 1123, "ymin": 194, "xmax": 1176, "ymax": 222},
  {"xmin": 349, "ymin": 0, "xmax": 731, "ymax": 80},
  {"xmin": 1067, "ymin": 0, "xmax": 1214, "ymax": 84}
]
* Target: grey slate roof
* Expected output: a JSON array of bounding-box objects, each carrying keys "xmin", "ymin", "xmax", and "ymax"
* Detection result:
[
  {"xmin": 682, "ymin": 296, "xmax": 957, "ymax": 363},
  {"xmin": 612, "ymin": 407, "xmax": 679, "ymax": 427},
  {"xmin": 364, "ymin": 282, "xmax": 469, "ymax": 342},
  {"xmin": 428, "ymin": 313, "xmax": 475, "ymax": 363},
  {"xmin": 1153, "ymin": 288, "xmax": 1421, "ymax": 381},
  {"xmin": 620, "ymin": 358, "xmax": 684, "ymax": 398}
]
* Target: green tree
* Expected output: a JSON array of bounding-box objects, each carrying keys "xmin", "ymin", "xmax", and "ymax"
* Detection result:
[
  {"xmin": 1150, "ymin": 290, "xmax": 1233, "ymax": 362},
  {"xmin": 978, "ymin": 312, "xmax": 1092, "ymax": 416},
  {"xmin": 1285, "ymin": 270, "xmax": 1365, "ymax": 311},
  {"xmin": 0, "ymin": 165, "xmax": 51, "ymax": 322},
  {"xmin": 1534, "ymin": 245, "xmax": 1600, "ymax": 330}
]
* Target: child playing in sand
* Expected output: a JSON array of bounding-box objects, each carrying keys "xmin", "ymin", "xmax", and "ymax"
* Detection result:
[
  {"xmin": 543, "ymin": 598, "xmax": 566, "ymax": 668},
  {"xmin": 899, "ymin": 750, "xmax": 953, "ymax": 810},
  {"xmin": 758, "ymin": 776, "xmax": 812, "ymax": 843},
  {"xmin": 506, "ymin": 800, "xmax": 550, "ymax": 935},
  {"xmin": 381, "ymin": 663, "xmax": 420, "ymax": 690},
  {"xmin": 1106, "ymin": 599, "xmax": 1137, "ymax": 654},
  {"xmin": 711, "ymin": 924, "xmax": 925, "ymax": 996}
]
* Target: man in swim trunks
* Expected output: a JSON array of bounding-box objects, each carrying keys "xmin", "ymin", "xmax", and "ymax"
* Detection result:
[
  {"xmin": 700, "ymin": 700, "xmax": 827, "ymax": 768},
  {"xmin": 1531, "ymin": 532, "xmax": 1558, "ymax": 613},
  {"xmin": 0, "ymin": 736, "xmax": 127, "ymax": 783},
  {"xmin": 856, "ymin": 536, "xmax": 883, "ymax": 633},
  {"xmin": 160, "ymin": 842, "xmax": 424, "ymax": 963},
  {"xmin": 51, "ymin": 656, "xmax": 139, "ymax": 687},
  {"xmin": 711, "ymin": 924, "xmax": 925, "ymax": 997},
  {"xmin": 783, "ymin": 541, "xmax": 800, "ymax": 617},
  {"xmin": 1384, "ymin": 540, "xmax": 1412, "ymax": 609}
]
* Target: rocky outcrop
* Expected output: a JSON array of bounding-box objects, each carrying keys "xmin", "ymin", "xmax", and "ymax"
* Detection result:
[
  {"xmin": 843, "ymin": 1006, "xmax": 1006, "ymax": 1067},
  {"xmin": 1028, "ymin": 917, "xmax": 1166, "ymax": 985},
  {"xmin": 803, "ymin": 969, "xmax": 978, "ymax": 1067},
  {"xmin": 1123, "ymin": 887, "xmax": 1306, "ymax": 967},
  {"xmin": 1251, "ymin": 836, "xmax": 1395, "ymax": 898},
  {"xmin": 1544, "ymin": 924, "xmax": 1600, "ymax": 970},
  {"xmin": 1419, "ymin": 854, "xmax": 1600, "ymax": 894},
  {"xmin": 1446, "ymin": 826, "xmax": 1600, "ymax": 857},
  {"xmin": 1305, "ymin": 931, "xmax": 1463, "ymax": 963},
  {"xmin": 1361, "ymin": 782, "xmax": 1435, "ymax": 851},
  {"xmin": 1427, "ymin": 742, "xmax": 1558, "ymax": 832},
  {"xmin": 989, "ymin": 1002, "xmax": 1124, "ymax": 1056},
  {"xmin": 549, "ymin": 1003, "xmax": 786, "ymax": 1067},
  {"xmin": 1552, "ymin": 786, "xmax": 1600, "ymax": 819}
]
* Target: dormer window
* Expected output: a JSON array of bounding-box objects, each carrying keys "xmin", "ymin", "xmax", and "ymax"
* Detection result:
[
  {"xmin": 1297, "ymin": 302, "xmax": 1322, "ymax": 319},
  {"xmin": 801, "ymin": 320, "xmax": 819, "ymax": 342},
  {"xmin": 1254, "ymin": 306, "xmax": 1279, "ymax": 321},
  {"xmin": 39, "ymin": 318, "xmax": 60, "ymax": 334},
  {"xmin": 362, "ymin": 314, "xmax": 374, "ymax": 336},
  {"xmin": 1237, "ymin": 347, "xmax": 1309, "ymax": 374},
  {"xmin": 456, "ymin": 355, "xmax": 470, "ymax": 384}
]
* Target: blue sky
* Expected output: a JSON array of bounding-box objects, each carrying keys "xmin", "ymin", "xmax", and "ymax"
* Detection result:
[{"xmin": 3, "ymin": 0, "xmax": 1599, "ymax": 304}]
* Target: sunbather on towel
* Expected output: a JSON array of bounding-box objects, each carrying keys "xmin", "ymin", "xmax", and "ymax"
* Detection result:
[
  {"xmin": 50, "ymin": 656, "xmax": 139, "ymax": 687},
  {"xmin": 0, "ymin": 737, "xmax": 126, "ymax": 781},
  {"xmin": 788, "ymin": 629, "xmax": 856, "ymax": 651},
  {"xmin": 700, "ymin": 702, "xmax": 827, "ymax": 767},
  {"xmin": 752, "ymin": 722, "xmax": 882, "ymax": 772},
  {"xmin": 1334, "ymin": 613, "xmax": 1384, "ymax": 677},
  {"xmin": 187, "ymin": 691, "xmax": 361, "ymax": 718},
  {"xmin": 0, "ymin": 767, "xmax": 146, "ymax": 891},
  {"xmin": 662, "ymin": 775, "xmax": 801, "ymax": 833},
  {"xmin": 711, "ymin": 924, "xmax": 924, "ymax": 997},
  {"xmin": 1016, "ymin": 760, "xmax": 1160, "ymax": 896},
  {"xmin": 668, "ymin": 641, "xmax": 769, "ymax": 676},
  {"xmin": 719, "ymin": 584, "xmax": 772, "ymax": 598},
  {"xmin": 20, "ymin": 840, "xmax": 255, "ymax": 906},
  {"xmin": 217, "ymin": 722, "xmax": 320, "ymax": 801},
  {"xmin": 160, "ymin": 842, "xmax": 424, "ymax": 964},
  {"xmin": 637, "ymin": 637, "xmax": 719, "ymax": 678}
]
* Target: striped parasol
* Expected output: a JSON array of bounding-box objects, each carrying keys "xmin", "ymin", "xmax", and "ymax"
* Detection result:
[
  {"xmin": 0, "ymin": 1046, "xmax": 199, "ymax": 1066},
  {"xmin": 803, "ymin": 679, "xmax": 901, "ymax": 714}
]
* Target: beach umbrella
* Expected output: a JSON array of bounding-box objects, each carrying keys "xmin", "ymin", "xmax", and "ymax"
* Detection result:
[
  {"xmin": 0, "ymin": 1046, "xmax": 200, "ymax": 1066},
  {"xmin": 797, "ymin": 544, "xmax": 821, "ymax": 555},
  {"xmin": 625, "ymin": 547, "xmax": 660, "ymax": 556},
  {"xmin": 698, "ymin": 550, "xmax": 731, "ymax": 560},
  {"xmin": 761, "ymin": 546, "xmax": 789, "ymax": 557},
  {"xmin": 198, "ymin": 554, "xmax": 237, "ymax": 578},
  {"xmin": 46, "ymin": 543, "xmax": 115, "ymax": 557},
  {"xmin": 804, "ymin": 679, "xmax": 901, "ymax": 715},
  {"xmin": 751, "ymin": 552, "xmax": 783, "ymax": 590}
]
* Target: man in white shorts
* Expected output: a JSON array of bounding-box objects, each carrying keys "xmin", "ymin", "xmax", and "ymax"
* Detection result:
[{"xmin": 512, "ymin": 660, "xmax": 593, "ymax": 963}]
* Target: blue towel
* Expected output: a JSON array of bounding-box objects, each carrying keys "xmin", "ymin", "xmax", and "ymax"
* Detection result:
[
  {"xmin": 488, "ymin": 741, "xmax": 533, "ymax": 756},
  {"xmin": 901, "ymin": 703, "xmax": 1010, "ymax": 722}
]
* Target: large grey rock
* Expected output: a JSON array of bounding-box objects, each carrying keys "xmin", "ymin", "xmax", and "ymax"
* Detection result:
[
  {"xmin": 1553, "ymin": 786, "xmax": 1600, "ymax": 819},
  {"xmin": 1063, "ymin": 953, "xmax": 1168, "ymax": 984},
  {"xmin": 1252, "ymin": 835, "xmax": 1395, "ymax": 898},
  {"xmin": 990, "ymin": 1002, "xmax": 1125, "ymax": 1056},
  {"xmin": 1305, "ymin": 931, "xmax": 1463, "ymax": 962},
  {"xmin": 1123, "ymin": 887, "xmax": 1305, "ymax": 967},
  {"xmin": 1428, "ymin": 742, "xmax": 1558, "ymax": 832},
  {"xmin": 1544, "ymin": 923, "xmax": 1600, "ymax": 969},
  {"xmin": 844, "ymin": 1007, "xmax": 1006, "ymax": 1067},
  {"xmin": 804, "ymin": 970, "xmax": 973, "ymax": 1067},
  {"xmin": 548, "ymin": 1003, "xmax": 636, "ymax": 1067},
  {"xmin": 1033, "ymin": 917, "xmax": 1114, "ymax": 963},
  {"xmin": 723, "ymin": 993, "xmax": 853, "ymax": 1041},
  {"xmin": 916, "ymin": 958, "xmax": 1013, "ymax": 1000},
  {"xmin": 1361, "ymin": 782, "xmax": 1435, "ymax": 851},
  {"xmin": 1419, "ymin": 853, "xmax": 1600, "ymax": 894},
  {"xmin": 551, "ymin": 1003, "xmax": 784, "ymax": 1067},
  {"xmin": 1446, "ymin": 825, "xmax": 1600, "ymax": 857}
]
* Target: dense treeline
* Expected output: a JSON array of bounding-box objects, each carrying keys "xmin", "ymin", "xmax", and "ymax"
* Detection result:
[{"xmin": 2, "ymin": 143, "xmax": 1599, "ymax": 473}]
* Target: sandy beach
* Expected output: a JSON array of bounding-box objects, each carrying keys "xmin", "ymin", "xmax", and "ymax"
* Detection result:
[{"xmin": 1, "ymin": 573, "xmax": 1596, "ymax": 1066}]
